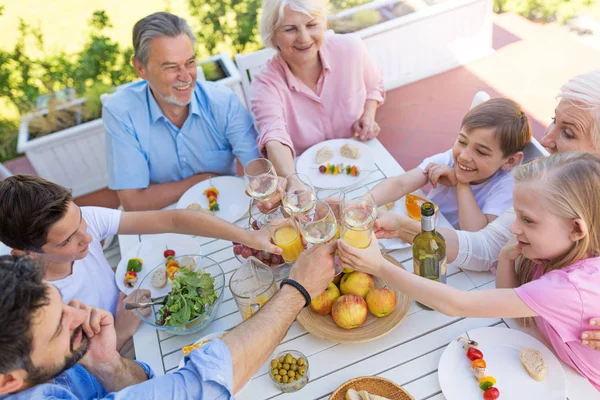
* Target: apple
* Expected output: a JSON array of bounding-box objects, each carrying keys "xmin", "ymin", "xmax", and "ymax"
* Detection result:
[
  {"xmin": 342, "ymin": 267, "xmax": 354, "ymax": 274},
  {"xmin": 331, "ymin": 294, "xmax": 368, "ymax": 329},
  {"xmin": 310, "ymin": 282, "xmax": 341, "ymax": 314},
  {"xmin": 365, "ymin": 288, "xmax": 396, "ymax": 317},
  {"xmin": 340, "ymin": 272, "xmax": 374, "ymax": 299}
]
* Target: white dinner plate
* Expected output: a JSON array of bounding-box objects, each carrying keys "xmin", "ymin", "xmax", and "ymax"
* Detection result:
[
  {"xmin": 176, "ymin": 176, "xmax": 248, "ymax": 223},
  {"xmin": 296, "ymin": 138, "xmax": 375, "ymax": 189},
  {"xmin": 115, "ymin": 234, "xmax": 202, "ymax": 297},
  {"xmin": 438, "ymin": 327, "xmax": 566, "ymax": 400}
]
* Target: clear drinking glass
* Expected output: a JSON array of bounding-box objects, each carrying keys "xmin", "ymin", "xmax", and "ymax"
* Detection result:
[
  {"xmin": 299, "ymin": 201, "xmax": 338, "ymax": 247},
  {"xmin": 316, "ymin": 188, "xmax": 345, "ymax": 237},
  {"xmin": 282, "ymin": 173, "xmax": 317, "ymax": 216},
  {"xmin": 229, "ymin": 257, "xmax": 277, "ymax": 320},
  {"xmin": 244, "ymin": 158, "xmax": 279, "ymax": 201},
  {"xmin": 260, "ymin": 206, "xmax": 304, "ymax": 264},
  {"xmin": 341, "ymin": 185, "xmax": 378, "ymax": 222},
  {"xmin": 340, "ymin": 207, "xmax": 375, "ymax": 250}
]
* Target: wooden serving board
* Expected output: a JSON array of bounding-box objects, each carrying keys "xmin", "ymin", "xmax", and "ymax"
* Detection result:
[{"xmin": 296, "ymin": 255, "xmax": 411, "ymax": 344}]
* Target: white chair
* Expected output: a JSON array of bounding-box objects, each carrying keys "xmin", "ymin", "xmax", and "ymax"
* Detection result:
[
  {"xmin": 235, "ymin": 47, "xmax": 277, "ymax": 110},
  {"xmin": 0, "ymin": 164, "xmax": 11, "ymax": 254},
  {"xmin": 469, "ymin": 91, "xmax": 548, "ymax": 164},
  {"xmin": 470, "ymin": 91, "xmax": 491, "ymax": 109},
  {"xmin": 522, "ymin": 135, "xmax": 549, "ymax": 163}
]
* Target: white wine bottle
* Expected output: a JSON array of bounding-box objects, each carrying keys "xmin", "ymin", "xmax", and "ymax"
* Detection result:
[{"xmin": 412, "ymin": 202, "xmax": 446, "ymax": 310}]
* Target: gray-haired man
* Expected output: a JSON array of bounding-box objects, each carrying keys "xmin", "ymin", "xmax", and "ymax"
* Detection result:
[{"xmin": 103, "ymin": 12, "xmax": 260, "ymax": 211}]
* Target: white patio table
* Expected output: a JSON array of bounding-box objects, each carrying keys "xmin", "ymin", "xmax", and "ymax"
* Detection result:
[{"xmin": 123, "ymin": 139, "xmax": 597, "ymax": 399}]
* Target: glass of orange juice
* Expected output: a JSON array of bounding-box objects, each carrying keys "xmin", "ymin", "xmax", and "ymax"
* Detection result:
[
  {"xmin": 260, "ymin": 207, "xmax": 304, "ymax": 263},
  {"xmin": 340, "ymin": 206, "xmax": 375, "ymax": 249},
  {"xmin": 341, "ymin": 185, "xmax": 377, "ymax": 222},
  {"xmin": 229, "ymin": 257, "xmax": 277, "ymax": 320}
]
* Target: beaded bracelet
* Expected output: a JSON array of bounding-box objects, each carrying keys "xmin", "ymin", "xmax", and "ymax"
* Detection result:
[{"xmin": 280, "ymin": 278, "xmax": 311, "ymax": 308}]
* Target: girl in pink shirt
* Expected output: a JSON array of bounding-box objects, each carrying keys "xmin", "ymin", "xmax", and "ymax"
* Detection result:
[
  {"xmin": 337, "ymin": 152, "xmax": 600, "ymax": 391},
  {"xmin": 252, "ymin": 0, "xmax": 385, "ymax": 178}
]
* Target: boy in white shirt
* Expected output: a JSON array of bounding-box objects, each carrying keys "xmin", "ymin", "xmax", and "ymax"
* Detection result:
[
  {"xmin": 0, "ymin": 175, "xmax": 280, "ymax": 351},
  {"xmin": 371, "ymin": 98, "xmax": 532, "ymax": 231}
]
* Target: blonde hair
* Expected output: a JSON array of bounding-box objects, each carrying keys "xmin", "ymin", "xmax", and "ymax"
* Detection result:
[
  {"xmin": 462, "ymin": 98, "xmax": 532, "ymax": 157},
  {"xmin": 260, "ymin": 0, "xmax": 328, "ymax": 49},
  {"xmin": 513, "ymin": 152, "xmax": 600, "ymax": 286},
  {"xmin": 559, "ymin": 70, "xmax": 600, "ymax": 149}
]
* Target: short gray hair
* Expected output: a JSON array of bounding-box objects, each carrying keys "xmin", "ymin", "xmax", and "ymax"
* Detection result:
[
  {"xmin": 260, "ymin": 0, "xmax": 327, "ymax": 49},
  {"xmin": 133, "ymin": 12, "xmax": 197, "ymax": 66},
  {"xmin": 560, "ymin": 70, "xmax": 600, "ymax": 148}
]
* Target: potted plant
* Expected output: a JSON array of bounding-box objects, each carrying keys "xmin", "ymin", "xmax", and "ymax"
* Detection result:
[{"xmin": 18, "ymin": 82, "xmax": 114, "ymax": 197}]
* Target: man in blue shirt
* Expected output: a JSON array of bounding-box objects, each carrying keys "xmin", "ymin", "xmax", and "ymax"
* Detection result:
[
  {"xmin": 0, "ymin": 242, "xmax": 335, "ymax": 399},
  {"xmin": 103, "ymin": 12, "xmax": 260, "ymax": 211}
]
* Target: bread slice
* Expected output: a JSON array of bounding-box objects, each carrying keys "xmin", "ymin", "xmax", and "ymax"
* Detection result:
[
  {"xmin": 346, "ymin": 389, "xmax": 362, "ymax": 400},
  {"xmin": 151, "ymin": 268, "xmax": 167, "ymax": 288},
  {"xmin": 340, "ymin": 143, "xmax": 360, "ymax": 159},
  {"xmin": 186, "ymin": 203, "xmax": 213, "ymax": 214},
  {"xmin": 355, "ymin": 390, "xmax": 390, "ymax": 400},
  {"xmin": 368, "ymin": 395, "xmax": 391, "ymax": 400},
  {"xmin": 315, "ymin": 146, "xmax": 334, "ymax": 164},
  {"xmin": 520, "ymin": 348, "xmax": 547, "ymax": 381},
  {"xmin": 359, "ymin": 391, "xmax": 371, "ymax": 400}
]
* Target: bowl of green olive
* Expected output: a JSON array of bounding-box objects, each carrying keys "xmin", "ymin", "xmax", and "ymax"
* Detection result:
[{"xmin": 268, "ymin": 350, "xmax": 310, "ymax": 393}]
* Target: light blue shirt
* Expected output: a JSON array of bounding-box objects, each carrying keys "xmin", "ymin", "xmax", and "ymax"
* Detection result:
[
  {"xmin": 1, "ymin": 339, "xmax": 234, "ymax": 400},
  {"xmin": 103, "ymin": 80, "xmax": 260, "ymax": 190}
]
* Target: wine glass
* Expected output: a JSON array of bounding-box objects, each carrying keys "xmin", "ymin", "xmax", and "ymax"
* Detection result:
[
  {"xmin": 316, "ymin": 188, "xmax": 345, "ymax": 239},
  {"xmin": 244, "ymin": 158, "xmax": 279, "ymax": 202},
  {"xmin": 341, "ymin": 185, "xmax": 377, "ymax": 222},
  {"xmin": 299, "ymin": 201, "xmax": 338, "ymax": 246},
  {"xmin": 282, "ymin": 173, "xmax": 316, "ymax": 216},
  {"xmin": 299, "ymin": 200, "xmax": 342, "ymax": 274}
]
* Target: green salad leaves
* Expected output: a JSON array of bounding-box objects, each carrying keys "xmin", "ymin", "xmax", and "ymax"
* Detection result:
[{"xmin": 156, "ymin": 268, "xmax": 218, "ymax": 327}]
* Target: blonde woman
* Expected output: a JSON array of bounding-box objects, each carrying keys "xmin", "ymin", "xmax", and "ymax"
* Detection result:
[
  {"xmin": 252, "ymin": 0, "xmax": 385, "ymax": 178},
  {"xmin": 339, "ymin": 153, "xmax": 600, "ymax": 390}
]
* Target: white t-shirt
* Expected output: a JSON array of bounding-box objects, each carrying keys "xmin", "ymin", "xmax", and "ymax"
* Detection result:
[
  {"xmin": 50, "ymin": 207, "xmax": 122, "ymax": 316},
  {"xmin": 451, "ymin": 207, "xmax": 516, "ymax": 272},
  {"xmin": 418, "ymin": 149, "xmax": 514, "ymax": 229}
]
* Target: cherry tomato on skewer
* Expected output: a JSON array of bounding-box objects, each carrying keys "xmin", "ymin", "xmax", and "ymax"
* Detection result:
[
  {"xmin": 467, "ymin": 347, "xmax": 484, "ymax": 361},
  {"xmin": 164, "ymin": 249, "xmax": 176, "ymax": 258},
  {"xmin": 483, "ymin": 387, "xmax": 500, "ymax": 400}
]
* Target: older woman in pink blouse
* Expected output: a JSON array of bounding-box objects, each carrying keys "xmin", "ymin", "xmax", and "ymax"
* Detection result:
[{"xmin": 252, "ymin": 0, "xmax": 385, "ymax": 178}]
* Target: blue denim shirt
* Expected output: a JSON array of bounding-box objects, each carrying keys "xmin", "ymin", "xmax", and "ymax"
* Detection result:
[
  {"xmin": 103, "ymin": 80, "xmax": 260, "ymax": 190},
  {"xmin": 1, "ymin": 339, "xmax": 233, "ymax": 400}
]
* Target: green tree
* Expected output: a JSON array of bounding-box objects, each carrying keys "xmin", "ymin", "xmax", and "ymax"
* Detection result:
[
  {"xmin": 495, "ymin": 0, "xmax": 595, "ymax": 23},
  {"xmin": 187, "ymin": 0, "xmax": 262, "ymax": 56}
]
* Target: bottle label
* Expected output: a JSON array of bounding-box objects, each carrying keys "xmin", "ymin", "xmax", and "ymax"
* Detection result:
[{"xmin": 413, "ymin": 255, "xmax": 447, "ymax": 283}]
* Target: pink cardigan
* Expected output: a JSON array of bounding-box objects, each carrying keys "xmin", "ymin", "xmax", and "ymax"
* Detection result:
[{"xmin": 251, "ymin": 33, "xmax": 385, "ymax": 157}]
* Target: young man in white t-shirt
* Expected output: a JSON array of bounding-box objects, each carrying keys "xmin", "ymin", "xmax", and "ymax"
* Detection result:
[
  {"xmin": 371, "ymin": 98, "xmax": 532, "ymax": 231},
  {"xmin": 0, "ymin": 175, "xmax": 280, "ymax": 351}
]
